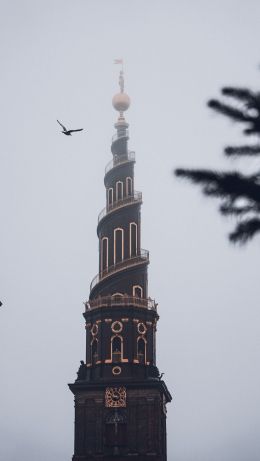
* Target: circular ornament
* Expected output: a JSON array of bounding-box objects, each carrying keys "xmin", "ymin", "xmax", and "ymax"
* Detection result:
[
  {"xmin": 137, "ymin": 322, "xmax": 147, "ymax": 335},
  {"xmin": 91, "ymin": 323, "xmax": 98, "ymax": 336},
  {"xmin": 111, "ymin": 321, "xmax": 123, "ymax": 333},
  {"xmin": 112, "ymin": 366, "xmax": 122, "ymax": 376}
]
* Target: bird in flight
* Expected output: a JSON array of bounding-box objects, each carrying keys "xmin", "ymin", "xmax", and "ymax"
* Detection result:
[{"xmin": 57, "ymin": 120, "xmax": 83, "ymax": 136}]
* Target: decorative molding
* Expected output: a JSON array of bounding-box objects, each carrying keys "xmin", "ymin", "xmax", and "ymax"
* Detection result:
[
  {"xmin": 112, "ymin": 366, "xmax": 122, "ymax": 376},
  {"xmin": 137, "ymin": 322, "xmax": 147, "ymax": 335}
]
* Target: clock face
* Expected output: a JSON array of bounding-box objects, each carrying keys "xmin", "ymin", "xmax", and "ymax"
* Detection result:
[{"xmin": 105, "ymin": 387, "xmax": 126, "ymax": 407}]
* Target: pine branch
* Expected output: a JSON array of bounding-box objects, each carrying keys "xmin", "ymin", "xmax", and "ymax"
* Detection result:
[
  {"xmin": 225, "ymin": 145, "xmax": 260, "ymax": 156},
  {"xmin": 244, "ymin": 124, "xmax": 260, "ymax": 135},
  {"xmin": 219, "ymin": 202, "xmax": 258, "ymax": 216},
  {"xmin": 221, "ymin": 87, "xmax": 255, "ymax": 102},
  {"xmin": 175, "ymin": 169, "xmax": 260, "ymax": 203},
  {"xmin": 229, "ymin": 218, "xmax": 260, "ymax": 243},
  {"xmin": 222, "ymin": 87, "xmax": 260, "ymax": 114},
  {"xmin": 208, "ymin": 100, "xmax": 252, "ymax": 123},
  {"xmin": 175, "ymin": 76, "xmax": 260, "ymax": 244}
]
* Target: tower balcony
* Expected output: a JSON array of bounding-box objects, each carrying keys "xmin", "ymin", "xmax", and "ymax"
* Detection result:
[
  {"xmin": 98, "ymin": 191, "xmax": 142, "ymax": 225},
  {"xmin": 105, "ymin": 150, "xmax": 135, "ymax": 175},
  {"xmin": 85, "ymin": 294, "xmax": 157, "ymax": 312},
  {"xmin": 90, "ymin": 249, "xmax": 149, "ymax": 292}
]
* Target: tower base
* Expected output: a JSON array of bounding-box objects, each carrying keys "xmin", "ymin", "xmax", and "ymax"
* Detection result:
[{"xmin": 69, "ymin": 379, "xmax": 171, "ymax": 461}]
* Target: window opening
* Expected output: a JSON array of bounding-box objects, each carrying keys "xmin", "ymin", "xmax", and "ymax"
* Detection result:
[
  {"xmin": 114, "ymin": 228, "xmax": 124, "ymax": 264},
  {"xmin": 130, "ymin": 223, "xmax": 137, "ymax": 257},
  {"xmin": 116, "ymin": 181, "xmax": 123, "ymax": 201},
  {"xmin": 101, "ymin": 237, "xmax": 108, "ymax": 271},
  {"xmin": 126, "ymin": 177, "xmax": 133, "ymax": 196},
  {"xmin": 137, "ymin": 338, "xmax": 146, "ymax": 364},
  {"xmin": 112, "ymin": 336, "xmax": 122, "ymax": 363}
]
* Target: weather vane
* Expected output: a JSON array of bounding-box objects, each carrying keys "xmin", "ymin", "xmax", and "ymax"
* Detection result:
[{"xmin": 114, "ymin": 58, "xmax": 124, "ymax": 93}]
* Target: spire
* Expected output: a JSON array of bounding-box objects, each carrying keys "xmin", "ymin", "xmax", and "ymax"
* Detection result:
[
  {"xmin": 112, "ymin": 61, "xmax": 131, "ymax": 134},
  {"xmin": 119, "ymin": 69, "xmax": 124, "ymax": 93}
]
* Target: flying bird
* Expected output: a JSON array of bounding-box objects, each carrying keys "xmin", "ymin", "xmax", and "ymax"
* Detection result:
[{"xmin": 57, "ymin": 120, "xmax": 83, "ymax": 136}]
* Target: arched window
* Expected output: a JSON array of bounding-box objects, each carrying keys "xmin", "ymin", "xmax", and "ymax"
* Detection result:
[
  {"xmin": 133, "ymin": 285, "xmax": 143, "ymax": 298},
  {"xmin": 114, "ymin": 228, "xmax": 124, "ymax": 264},
  {"xmin": 91, "ymin": 339, "xmax": 98, "ymax": 364},
  {"xmin": 111, "ymin": 293, "xmax": 124, "ymax": 305},
  {"xmin": 130, "ymin": 222, "xmax": 137, "ymax": 257},
  {"xmin": 126, "ymin": 177, "xmax": 133, "ymax": 196},
  {"xmin": 107, "ymin": 188, "xmax": 113, "ymax": 208},
  {"xmin": 101, "ymin": 237, "xmax": 108, "ymax": 271},
  {"xmin": 137, "ymin": 337, "xmax": 146, "ymax": 364},
  {"xmin": 111, "ymin": 336, "xmax": 123, "ymax": 363},
  {"xmin": 116, "ymin": 181, "xmax": 123, "ymax": 201}
]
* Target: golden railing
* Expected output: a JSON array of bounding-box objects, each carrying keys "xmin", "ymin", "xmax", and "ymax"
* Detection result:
[
  {"xmin": 105, "ymin": 151, "xmax": 135, "ymax": 175},
  {"xmin": 90, "ymin": 249, "xmax": 149, "ymax": 292},
  {"xmin": 86, "ymin": 295, "xmax": 157, "ymax": 311},
  {"xmin": 98, "ymin": 191, "xmax": 142, "ymax": 224}
]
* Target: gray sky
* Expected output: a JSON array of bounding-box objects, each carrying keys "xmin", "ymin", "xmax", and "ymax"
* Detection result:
[{"xmin": 0, "ymin": 1, "xmax": 260, "ymax": 460}]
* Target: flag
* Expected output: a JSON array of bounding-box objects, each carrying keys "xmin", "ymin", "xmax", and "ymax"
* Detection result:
[{"xmin": 114, "ymin": 59, "xmax": 123, "ymax": 65}]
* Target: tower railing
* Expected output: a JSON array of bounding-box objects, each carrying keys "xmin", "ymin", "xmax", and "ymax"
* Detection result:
[
  {"xmin": 105, "ymin": 151, "xmax": 135, "ymax": 175},
  {"xmin": 111, "ymin": 129, "xmax": 129, "ymax": 144},
  {"xmin": 98, "ymin": 191, "xmax": 142, "ymax": 224},
  {"xmin": 90, "ymin": 249, "xmax": 149, "ymax": 292},
  {"xmin": 86, "ymin": 295, "xmax": 157, "ymax": 312}
]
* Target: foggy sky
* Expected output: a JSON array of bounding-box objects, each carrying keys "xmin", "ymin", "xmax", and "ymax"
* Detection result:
[{"xmin": 1, "ymin": 1, "xmax": 260, "ymax": 460}]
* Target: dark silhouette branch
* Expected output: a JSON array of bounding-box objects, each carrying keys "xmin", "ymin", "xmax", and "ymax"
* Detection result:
[
  {"xmin": 175, "ymin": 70, "xmax": 260, "ymax": 244},
  {"xmin": 225, "ymin": 145, "xmax": 260, "ymax": 156},
  {"xmin": 229, "ymin": 218, "xmax": 260, "ymax": 243}
]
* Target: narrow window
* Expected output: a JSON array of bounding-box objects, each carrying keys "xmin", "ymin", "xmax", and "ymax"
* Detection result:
[
  {"xmin": 108, "ymin": 188, "xmax": 113, "ymax": 208},
  {"xmin": 91, "ymin": 339, "xmax": 98, "ymax": 364},
  {"xmin": 101, "ymin": 237, "xmax": 108, "ymax": 271},
  {"xmin": 126, "ymin": 177, "xmax": 133, "ymax": 196},
  {"xmin": 111, "ymin": 293, "xmax": 124, "ymax": 305},
  {"xmin": 112, "ymin": 336, "xmax": 122, "ymax": 363},
  {"xmin": 114, "ymin": 228, "xmax": 124, "ymax": 264},
  {"xmin": 137, "ymin": 338, "xmax": 146, "ymax": 364},
  {"xmin": 130, "ymin": 222, "xmax": 137, "ymax": 257},
  {"xmin": 133, "ymin": 285, "xmax": 143, "ymax": 298},
  {"xmin": 116, "ymin": 181, "xmax": 123, "ymax": 201},
  {"xmin": 105, "ymin": 414, "xmax": 127, "ymax": 447}
]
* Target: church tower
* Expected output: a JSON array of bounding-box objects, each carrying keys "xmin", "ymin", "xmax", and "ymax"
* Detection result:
[{"xmin": 69, "ymin": 68, "xmax": 172, "ymax": 460}]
